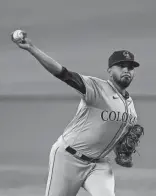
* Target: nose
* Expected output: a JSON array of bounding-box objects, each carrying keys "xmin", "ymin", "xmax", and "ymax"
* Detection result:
[{"xmin": 122, "ymin": 67, "xmax": 129, "ymax": 72}]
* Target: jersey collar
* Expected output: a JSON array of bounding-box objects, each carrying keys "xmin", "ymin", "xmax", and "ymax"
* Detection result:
[{"xmin": 107, "ymin": 80, "xmax": 130, "ymax": 100}]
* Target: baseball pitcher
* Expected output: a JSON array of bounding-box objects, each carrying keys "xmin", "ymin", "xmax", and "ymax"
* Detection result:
[{"xmin": 11, "ymin": 30, "xmax": 144, "ymax": 196}]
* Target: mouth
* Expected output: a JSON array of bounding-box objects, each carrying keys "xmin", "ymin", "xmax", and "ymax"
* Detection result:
[{"xmin": 121, "ymin": 75, "xmax": 131, "ymax": 79}]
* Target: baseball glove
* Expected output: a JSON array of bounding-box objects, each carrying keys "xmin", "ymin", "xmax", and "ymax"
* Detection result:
[{"xmin": 114, "ymin": 124, "xmax": 144, "ymax": 168}]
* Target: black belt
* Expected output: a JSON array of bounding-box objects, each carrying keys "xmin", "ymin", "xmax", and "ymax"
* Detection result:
[{"xmin": 65, "ymin": 146, "xmax": 99, "ymax": 163}]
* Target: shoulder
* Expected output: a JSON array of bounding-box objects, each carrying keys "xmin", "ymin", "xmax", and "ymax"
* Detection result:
[{"xmin": 80, "ymin": 75, "xmax": 108, "ymax": 88}]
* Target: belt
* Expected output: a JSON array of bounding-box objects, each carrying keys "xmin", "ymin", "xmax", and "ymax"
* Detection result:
[{"xmin": 65, "ymin": 146, "xmax": 99, "ymax": 163}]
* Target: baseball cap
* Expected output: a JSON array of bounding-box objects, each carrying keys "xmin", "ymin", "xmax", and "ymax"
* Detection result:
[{"xmin": 108, "ymin": 50, "xmax": 140, "ymax": 68}]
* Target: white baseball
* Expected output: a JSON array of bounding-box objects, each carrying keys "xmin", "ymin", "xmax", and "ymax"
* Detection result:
[{"xmin": 12, "ymin": 30, "xmax": 25, "ymax": 42}]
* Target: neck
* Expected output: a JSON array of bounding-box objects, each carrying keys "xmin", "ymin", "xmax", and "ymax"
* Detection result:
[{"xmin": 109, "ymin": 78, "xmax": 126, "ymax": 96}]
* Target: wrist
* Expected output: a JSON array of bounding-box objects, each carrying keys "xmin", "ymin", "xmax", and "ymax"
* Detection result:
[{"xmin": 27, "ymin": 44, "xmax": 36, "ymax": 53}]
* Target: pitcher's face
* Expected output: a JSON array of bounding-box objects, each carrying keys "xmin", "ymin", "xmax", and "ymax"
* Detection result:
[{"xmin": 109, "ymin": 62, "xmax": 135, "ymax": 89}]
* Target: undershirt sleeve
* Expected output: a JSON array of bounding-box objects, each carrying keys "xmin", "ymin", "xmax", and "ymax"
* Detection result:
[{"xmin": 54, "ymin": 66, "xmax": 86, "ymax": 94}]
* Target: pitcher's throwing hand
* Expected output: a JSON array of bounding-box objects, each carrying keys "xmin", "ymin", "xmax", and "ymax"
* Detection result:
[{"xmin": 11, "ymin": 29, "xmax": 33, "ymax": 50}]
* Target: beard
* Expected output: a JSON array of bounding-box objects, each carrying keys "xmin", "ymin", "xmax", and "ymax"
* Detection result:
[{"xmin": 113, "ymin": 74, "xmax": 133, "ymax": 89}]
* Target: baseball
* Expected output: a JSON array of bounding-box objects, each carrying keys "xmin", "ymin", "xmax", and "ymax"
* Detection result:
[{"xmin": 12, "ymin": 30, "xmax": 26, "ymax": 42}]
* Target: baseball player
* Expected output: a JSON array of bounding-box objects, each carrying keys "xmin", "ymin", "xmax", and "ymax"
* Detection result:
[{"xmin": 11, "ymin": 30, "xmax": 144, "ymax": 196}]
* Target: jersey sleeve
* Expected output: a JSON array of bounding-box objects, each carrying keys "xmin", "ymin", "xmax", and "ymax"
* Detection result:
[
  {"xmin": 79, "ymin": 75, "xmax": 99, "ymax": 105},
  {"xmin": 54, "ymin": 66, "xmax": 86, "ymax": 94},
  {"xmin": 54, "ymin": 66, "xmax": 98, "ymax": 105}
]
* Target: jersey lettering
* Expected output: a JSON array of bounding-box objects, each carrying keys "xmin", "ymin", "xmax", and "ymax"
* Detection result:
[{"xmin": 101, "ymin": 110, "xmax": 136, "ymax": 125}]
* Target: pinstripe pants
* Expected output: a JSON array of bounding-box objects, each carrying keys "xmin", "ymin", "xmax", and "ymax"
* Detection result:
[{"xmin": 45, "ymin": 136, "xmax": 115, "ymax": 196}]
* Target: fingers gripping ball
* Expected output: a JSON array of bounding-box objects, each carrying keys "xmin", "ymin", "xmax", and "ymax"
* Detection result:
[{"xmin": 11, "ymin": 30, "xmax": 27, "ymax": 43}]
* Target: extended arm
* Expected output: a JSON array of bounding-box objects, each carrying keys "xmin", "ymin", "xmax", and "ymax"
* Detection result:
[
  {"xmin": 28, "ymin": 45, "xmax": 62, "ymax": 75},
  {"xmin": 12, "ymin": 34, "xmax": 86, "ymax": 94}
]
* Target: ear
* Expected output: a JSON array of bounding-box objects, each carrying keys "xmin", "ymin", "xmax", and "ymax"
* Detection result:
[
  {"xmin": 107, "ymin": 67, "xmax": 110, "ymax": 73},
  {"xmin": 107, "ymin": 67, "xmax": 112, "ymax": 77}
]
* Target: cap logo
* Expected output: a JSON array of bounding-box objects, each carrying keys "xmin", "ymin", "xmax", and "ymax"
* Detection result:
[{"xmin": 123, "ymin": 51, "xmax": 131, "ymax": 59}]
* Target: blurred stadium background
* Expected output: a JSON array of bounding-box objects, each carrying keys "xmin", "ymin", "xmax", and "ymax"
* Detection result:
[{"xmin": 1, "ymin": 0, "xmax": 156, "ymax": 195}]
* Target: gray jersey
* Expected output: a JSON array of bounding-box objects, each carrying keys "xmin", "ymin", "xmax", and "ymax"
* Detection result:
[{"xmin": 62, "ymin": 76, "xmax": 137, "ymax": 159}]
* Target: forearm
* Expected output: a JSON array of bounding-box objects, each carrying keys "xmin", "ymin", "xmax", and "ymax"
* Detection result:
[
  {"xmin": 28, "ymin": 45, "xmax": 62, "ymax": 75},
  {"xmin": 27, "ymin": 45, "xmax": 86, "ymax": 94}
]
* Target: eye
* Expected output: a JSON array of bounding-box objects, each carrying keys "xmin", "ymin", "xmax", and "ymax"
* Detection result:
[
  {"xmin": 119, "ymin": 63, "xmax": 134, "ymax": 70},
  {"xmin": 128, "ymin": 66, "xmax": 134, "ymax": 70},
  {"xmin": 117, "ymin": 64, "xmax": 125, "ymax": 68}
]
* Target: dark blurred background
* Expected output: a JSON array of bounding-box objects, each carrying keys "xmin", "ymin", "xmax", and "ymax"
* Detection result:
[{"xmin": 1, "ymin": 0, "xmax": 156, "ymax": 195}]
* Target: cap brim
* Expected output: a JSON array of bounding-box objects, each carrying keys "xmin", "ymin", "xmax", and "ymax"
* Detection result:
[{"xmin": 111, "ymin": 60, "xmax": 140, "ymax": 67}]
